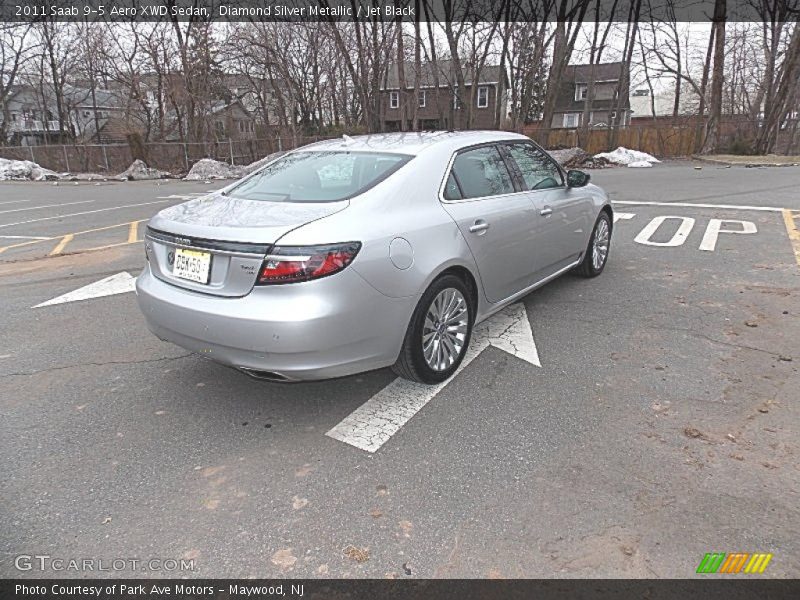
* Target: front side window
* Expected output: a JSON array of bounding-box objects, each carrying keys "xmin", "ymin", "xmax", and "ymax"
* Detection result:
[
  {"xmin": 390, "ymin": 91, "xmax": 399, "ymax": 109},
  {"xmin": 477, "ymin": 86, "xmax": 489, "ymax": 108},
  {"xmin": 228, "ymin": 151, "xmax": 411, "ymax": 203},
  {"xmin": 505, "ymin": 143, "xmax": 563, "ymax": 191},
  {"xmin": 575, "ymin": 84, "xmax": 588, "ymax": 101},
  {"xmin": 418, "ymin": 90, "xmax": 426, "ymax": 108},
  {"xmin": 449, "ymin": 146, "xmax": 515, "ymax": 199}
]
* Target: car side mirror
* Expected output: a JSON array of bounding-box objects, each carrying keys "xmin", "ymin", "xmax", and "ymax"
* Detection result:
[{"xmin": 567, "ymin": 170, "xmax": 590, "ymax": 188}]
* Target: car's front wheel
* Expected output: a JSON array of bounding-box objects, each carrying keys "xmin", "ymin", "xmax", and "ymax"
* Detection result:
[
  {"xmin": 575, "ymin": 211, "xmax": 612, "ymax": 277},
  {"xmin": 392, "ymin": 274, "xmax": 474, "ymax": 384}
]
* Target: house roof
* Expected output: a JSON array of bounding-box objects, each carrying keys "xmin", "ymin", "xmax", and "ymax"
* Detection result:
[
  {"xmin": 553, "ymin": 62, "xmax": 631, "ymax": 113},
  {"xmin": 7, "ymin": 83, "xmax": 123, "ymax": 110},
  {"xmin": 383, "ymin": 60, "xmax": 504, "ymax": 89},
  {"xmin": 564, "ymin": 62, "xmax": 626, "ymax": 83}
]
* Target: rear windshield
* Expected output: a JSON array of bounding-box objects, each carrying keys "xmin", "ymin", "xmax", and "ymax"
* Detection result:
[{"xmin": 227, "ymin": 151, "xmax": 412, "ymax": 203}]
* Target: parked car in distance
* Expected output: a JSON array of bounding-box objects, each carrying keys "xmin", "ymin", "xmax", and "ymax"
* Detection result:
[{"xmin": 136, "ymin": 131, "xmax": 613, "ymax": 384}]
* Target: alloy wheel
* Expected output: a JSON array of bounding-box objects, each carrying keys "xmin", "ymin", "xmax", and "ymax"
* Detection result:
[{"xmin": 422, "ymin": 288, "xmax": 469, "ymax": 372}]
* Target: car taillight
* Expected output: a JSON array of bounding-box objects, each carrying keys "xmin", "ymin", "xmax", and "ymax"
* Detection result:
[{"xmin": 256, "ymin": 242, "xmax": 361, "ymax": 285}]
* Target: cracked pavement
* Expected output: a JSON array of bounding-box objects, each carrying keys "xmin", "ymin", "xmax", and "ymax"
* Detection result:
[{"xmin": 1, "ymin": 163, "xmax": 799, "ymax": 578}]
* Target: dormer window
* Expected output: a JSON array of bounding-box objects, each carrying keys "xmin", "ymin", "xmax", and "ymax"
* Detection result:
[{"xmin": 575, "ymin": 84, "xmax": 588, "ymax": 101}]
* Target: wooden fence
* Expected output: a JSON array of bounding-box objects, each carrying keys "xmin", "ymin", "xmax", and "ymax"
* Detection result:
[{"xmin": 522, "ymin": 119, "xmax": 800, "ymax": 157}]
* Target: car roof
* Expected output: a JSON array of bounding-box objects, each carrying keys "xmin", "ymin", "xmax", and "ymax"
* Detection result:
[{"xmin": 298, "ymin": 130, "xmax": 530, "ymax": 156}]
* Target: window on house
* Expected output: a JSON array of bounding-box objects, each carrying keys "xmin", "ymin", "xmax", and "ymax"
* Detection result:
[
  {"xmin": 11, "ymin": 113, "xmax": 17, "ymax": 121},
  {"xmin": 609, "ymin": 111, "xmax": 618, "ymax": 121},
  {"xmin": 563, "ymin": 113, "xmax": 580, "ymax": 128},
  {"xmin": 389, "ymin": 91, "xmax": 399, "ymax": 109},
  {"xmin": 215, "ymin": 120, "xmax": 225, "ymax": 136},
  {"xmin": 575, "ymin": 84, "xmax": 588, "ymax": 101},
  {"xmin": 453, "ymin": 92, "xmax": 462, "ymax": 110},
  {"xmin": 418, "ymin": 90, "xmax": 426, "ymax": 108},
  {"xmin": 477, "ymin": 86, "xmax": 489, "ymax": 108}
]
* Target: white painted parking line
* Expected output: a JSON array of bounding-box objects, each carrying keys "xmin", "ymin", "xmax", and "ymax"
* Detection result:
[
  {"xmin": 33, "ymin": 272, "xmax": 136, "ymax": 308},
  {"xmin": 0, "ymin": 199, "xmax": 34, "ymax": 206},
  {"xmin": 613, "ymin": 200, "xmax": 786, "ymax": 212},
  {"xmin": 0, "ymin": 200, "xmax": 93, "ymax": 215},
  {"xmin": 0, "ymin": 235, "xmax": 49, "ymax": 240},
  {"xmin": 0, "ymin": 200, "xmax": 170, "ymax": 230},
  {"xmin": 614, "ymin": 212, "xmax": 635, "ymax": 222},
  {"xmin": 326, "ymin": 303, "xmax": 541, "ymax": 453}
]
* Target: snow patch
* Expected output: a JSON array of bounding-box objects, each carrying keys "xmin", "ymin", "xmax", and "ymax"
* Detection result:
[
  {"xmin": 184, "ymin": 151, "xmax": 287, "ymax": 181},
  {"xmin": 117, "ymin": 159, "xmax": 171, "ymax": 181},
  {"xmin": 594, "ymin": 147, "xmax": 661, "ymax": 167},
  {"xmin": 0, "ymin": 157, "xmax": 60, "ymax": 181},
  {"xmin": 184, "ymin": 158, "xmax": 245, "ymax": 181}
]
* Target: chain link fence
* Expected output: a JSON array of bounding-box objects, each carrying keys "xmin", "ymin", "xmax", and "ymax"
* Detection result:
[
  {"xmin": 2, "ymin": 122, "xmax": 798, "ymax": 175},
  {"xmin": 0, "ymin": 136, "xmax": 336, "ymax": 175}
]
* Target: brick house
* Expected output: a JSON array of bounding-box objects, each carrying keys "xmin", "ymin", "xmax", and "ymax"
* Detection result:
[
  {"xmin": 551, "ymin": 62, "xmax": 631, "ymax": 129},
  {"xmin": 380, "ymin": 60, "xmax": 509, "ymax": 131}
]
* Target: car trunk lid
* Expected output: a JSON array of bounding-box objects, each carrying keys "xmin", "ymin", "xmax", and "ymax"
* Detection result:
[{"xmin": 145, "ymin": 193, "xmax": 348, "ymax": 297}]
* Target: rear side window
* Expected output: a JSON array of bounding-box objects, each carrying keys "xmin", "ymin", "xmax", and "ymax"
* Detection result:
[
  {"xmin": 451, "ymin": 146, "xmax": 515, "ymax": 199},
  {"xmin": 228, "ymin": 151, "xmax": 411, "ymax": 203},
  {"xmin": 443, "ymin": 173, "xmax": 462, "ymax": 200},
  {"xmin": 505, "ymin": 143, "xmax": 563, "ymax": 190}
]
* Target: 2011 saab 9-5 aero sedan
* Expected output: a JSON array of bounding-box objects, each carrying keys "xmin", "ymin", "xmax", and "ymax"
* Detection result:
[{"xmin": 136, "ymin": 131, "xmax": 613, "ymax": 384}]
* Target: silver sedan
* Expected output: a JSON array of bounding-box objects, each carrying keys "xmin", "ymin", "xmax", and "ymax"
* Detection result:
[{"xmin": 136, "ymin": 131, "xmax": 612, "ymax": 384}]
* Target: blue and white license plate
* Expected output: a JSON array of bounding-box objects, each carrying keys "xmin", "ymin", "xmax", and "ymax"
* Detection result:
[{"xmin": 173, "ymin": 248, "xmax": 211, "ymax": 284}]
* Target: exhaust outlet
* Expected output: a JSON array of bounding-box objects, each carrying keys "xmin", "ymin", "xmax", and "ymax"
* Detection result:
[{"xmin": 238, "ymin": 368, "xmax": 292, "ymax": 383}]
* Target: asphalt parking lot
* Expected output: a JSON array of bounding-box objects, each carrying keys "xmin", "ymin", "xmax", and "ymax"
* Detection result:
[{"xmin": 1, "ymin": 161, "xmax": 799, "ymax": 578}]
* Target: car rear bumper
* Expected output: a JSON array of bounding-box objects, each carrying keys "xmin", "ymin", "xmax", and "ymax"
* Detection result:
[{"xmin": 135, "ymin": 266, "xmax": 416, "ymax": 381}]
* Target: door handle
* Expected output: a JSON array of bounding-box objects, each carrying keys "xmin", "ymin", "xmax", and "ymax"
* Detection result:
[
  {"xmin": 540, "ymin": 207, "xmax": 553, "ymax": 217},
  {"xmin": 469, "ymin": 220, "xmax": 490, "ymax": 233}
]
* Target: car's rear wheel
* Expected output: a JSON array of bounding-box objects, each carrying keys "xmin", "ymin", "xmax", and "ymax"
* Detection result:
[
  {"xmin": 575, "ymin": 212, "xmax": 611, "ymax": 277},
  {"xmin": 392, "ymin": 274, "xmax": 474, "ymax": 384}
]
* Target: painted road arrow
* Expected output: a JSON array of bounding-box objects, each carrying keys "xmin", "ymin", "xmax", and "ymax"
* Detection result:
[
  {"xmin": 33, "ymin": 272, "xmax": 136, "ymax": 308},
  {"xmin": 326, "ymin": 302, "xmax": 541, "ymax": 453}
]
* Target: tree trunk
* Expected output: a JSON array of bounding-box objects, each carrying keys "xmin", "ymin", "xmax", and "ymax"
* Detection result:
[{"xmin": 702, "ymin": 0, "xmax": 727, "ymax": 154}]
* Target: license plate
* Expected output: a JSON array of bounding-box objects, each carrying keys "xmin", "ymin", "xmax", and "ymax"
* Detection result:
[{"xmin": 172, "ymin": 248, "xmax": 211, "ymax": 284}]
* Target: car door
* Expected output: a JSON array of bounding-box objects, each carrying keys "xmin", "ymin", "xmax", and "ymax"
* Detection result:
[
  {"xmin": 502, "ymin": 141, "xmax": 592, "ymax": 278},
  {"xmin": 440, "ymin": 144, "xmax": 543, "ymax": 303}
]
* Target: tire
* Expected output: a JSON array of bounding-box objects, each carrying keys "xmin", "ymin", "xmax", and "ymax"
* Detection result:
[
  {"xmin": 392, "ymin": 274, "xmax": 474, "ymax": 384},
  {"xmin": 575, "ymin": 211, "xmax": 612, "ymax": 278}
]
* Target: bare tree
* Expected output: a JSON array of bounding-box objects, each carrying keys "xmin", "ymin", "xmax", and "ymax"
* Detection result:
[{"xmin": 0, "ymin": 22, "xmax": 36, "ymax": 144}]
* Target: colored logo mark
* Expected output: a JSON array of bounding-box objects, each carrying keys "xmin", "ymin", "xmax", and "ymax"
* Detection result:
[{"xmin": 696, "ymin": 552, "xmax": 773, "ymax": 574}]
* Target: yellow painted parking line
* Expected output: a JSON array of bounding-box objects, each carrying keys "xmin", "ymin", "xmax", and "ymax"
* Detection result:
[
  {"xmin": 0, "ymin": 219, "xmax": 147, "ymax": 256},
  {"xmin": 49, "ymin": 234, "xmax": 74, "ymax": 256},
  {"xmin": 127, "ymin": 221, "xmax": 139, "ymax": 243},
  {"xmin": 783, "ymin": 209, "xmax": 800, "ymax": 268}
]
